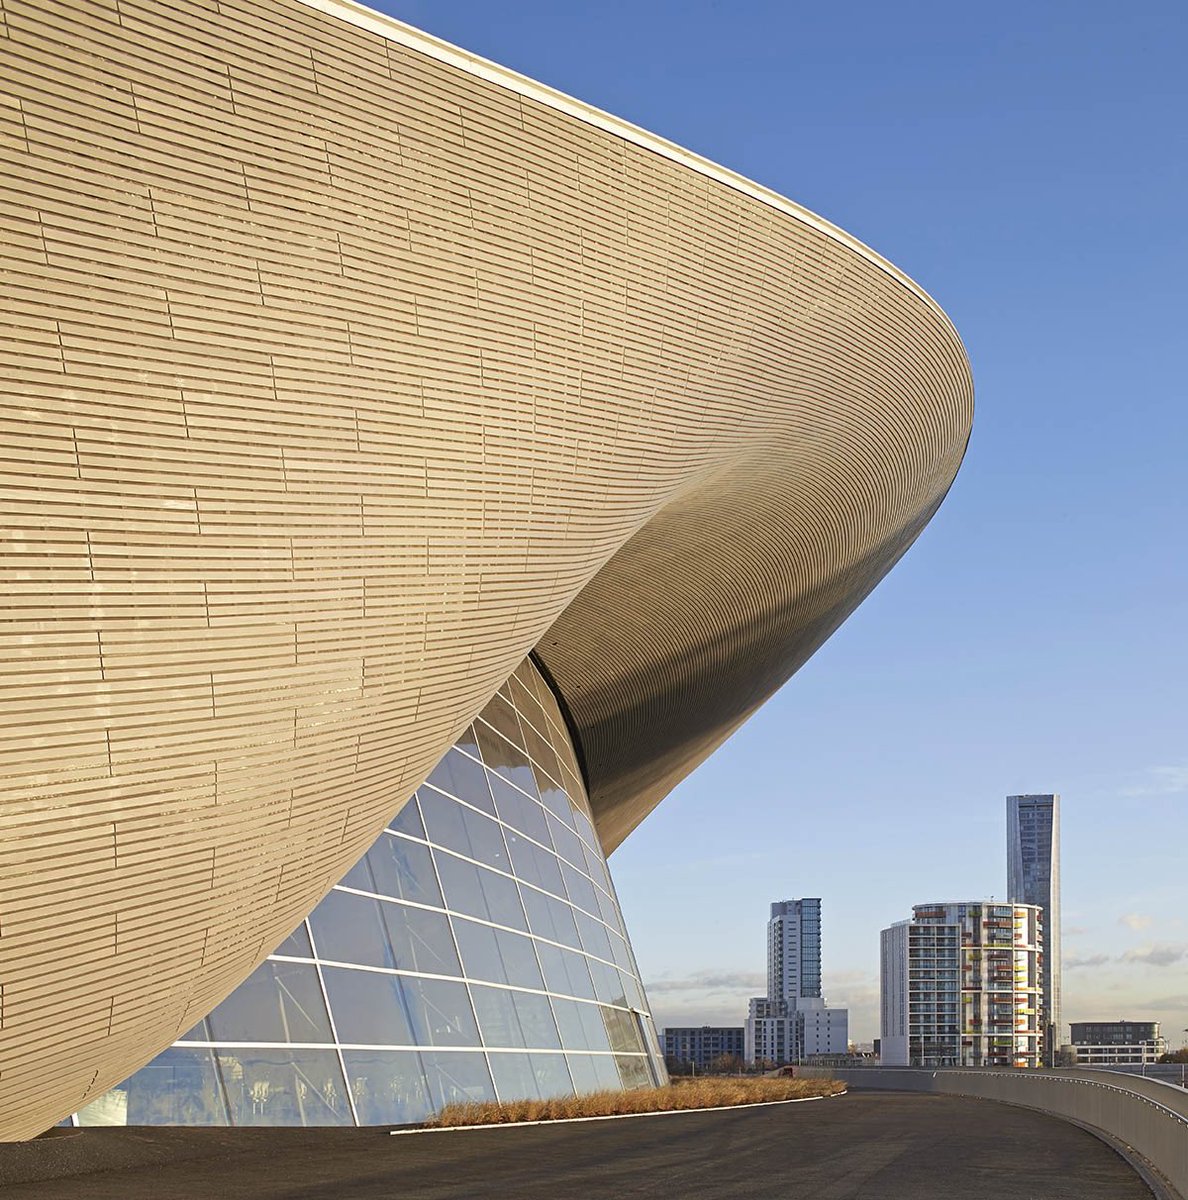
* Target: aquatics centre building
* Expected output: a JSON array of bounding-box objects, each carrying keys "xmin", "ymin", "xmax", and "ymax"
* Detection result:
[{"xmin": 0, "ymin": 0, "xmax": 972, "ymax": 1136}]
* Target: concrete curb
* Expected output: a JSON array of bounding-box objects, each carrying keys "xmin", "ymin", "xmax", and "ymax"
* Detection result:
[{"xmin": 389, "ymin": 1088, "xmax": 848, "ymax": 1135}]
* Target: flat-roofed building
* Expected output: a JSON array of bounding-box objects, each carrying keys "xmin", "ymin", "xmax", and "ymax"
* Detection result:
[
  {"xmin": 663, "ymin": 1027, "xmax": 746, "ymax": 1071},
  {"xmin": 881, "ymin": 902, "xmax": 1044, "ymax": 1069},
  {"xmin": 1070, "ymin": 1021, "xmax": 1167, "ymax": 1066}
]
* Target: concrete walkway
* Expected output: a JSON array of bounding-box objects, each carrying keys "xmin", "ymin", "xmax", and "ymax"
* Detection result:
[{"xmin": 2, "ymin": 1092, "xmax": 1154, "ymax": 1199}]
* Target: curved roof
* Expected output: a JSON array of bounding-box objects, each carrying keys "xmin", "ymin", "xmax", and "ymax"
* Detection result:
[{"xmin": 0, "ymin": 0, "xmax": 970, "ymax": 1138}]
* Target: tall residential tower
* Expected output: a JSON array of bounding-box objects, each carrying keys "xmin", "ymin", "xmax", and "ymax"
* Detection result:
[
  {"xmin": 1007, "ymin": 795, "xmax": 1061, "ymax": 1062},
  {"xmin": 746, "ymin": 899, "xmax": 847, "ymax": 1063}
]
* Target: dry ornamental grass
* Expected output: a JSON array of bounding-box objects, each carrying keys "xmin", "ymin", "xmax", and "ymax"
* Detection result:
[{"xmin": 430, "ymin": 1075, "xmax": 845, "ymax": 1127}]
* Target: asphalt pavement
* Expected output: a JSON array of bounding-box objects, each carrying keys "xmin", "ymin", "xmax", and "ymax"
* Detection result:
[{"xmin": 1, "ymin": 1092, "xmax": 1154, "ymax": 1199}]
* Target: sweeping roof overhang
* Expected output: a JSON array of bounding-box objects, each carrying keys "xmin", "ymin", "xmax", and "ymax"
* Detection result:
[{"xmin": 0, "ymin": 0, "xmax": 972, "ymax": 1138}]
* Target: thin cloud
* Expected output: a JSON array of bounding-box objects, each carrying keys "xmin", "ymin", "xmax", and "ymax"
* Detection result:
[
  {"xmin": 1065, "ymin": 954, "xmax": 1110, "ymax": 969},
  {"xmin": 1121, "ymin": 766, "xmax": 1188, "ymax": 797},
  {"xmin": 1119, "ymin": 913, "xmax": 1154, "ymax": 932},
  {"xmin": 1121, "ymin": 943, "xmax": 1188, "ymax": 968},
  {"xmin": 645, "ymin": 970, "xmax": 765, "ymax": 995}
]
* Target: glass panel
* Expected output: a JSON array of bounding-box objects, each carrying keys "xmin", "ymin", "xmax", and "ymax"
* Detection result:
[
  {"xmin": 488, "ymin": 1051, "xmax": 539, "ymax": 1102},
  {"xmin": 590, "ymin": 959, "xmax": 629, "ymax": 1008},
  {"xmin": 454, "ymin": 723, "xmax": 481, "ymax": 760},
  {"xmin": 552, "ymin": 998, "xmax": 593, "ymax": 1051},
  {"xmin": 387, "ymin": 795, "xmax": 426, "ymax": 839},
  {"xmin": 604, "ymin": 1007, "xmax": 645, "ymax": 1054},
  {"xmin": 591, "ymin": 1054, "xmax": 625, "ymax": 1090},
  {"xmin": 561, "ymin": 861, "xmax": 599, "ymax": 916},
  {"xmin": 490, "ymin": 775, "xmax": 552, "ymax": 845},
  {"xmin": 565, "ymin": 1053, "xmax": 607, "ymax": 1096},
  {"xmin": 401, "ymin": 977, "xmax": 479, "ymax": 1047},
  {"xmin": 420, "ymin": 1050, "xmax": 496, "ymax": 1111},
  {"xmin": 273, "ymin": 921, "xmax": 314, "ymax": 959},
  {"xmin": 379, "ymin": 902, "xmax": 461, "ymax": 977},
  {"xmin": 521, "ymin": 888, "xmax": 581, "ymax": 949},
  {"xmin": 82, "ymin": 1049, "xmax": 227, "ymax": 1126},
  {"xmin": 494, "ymin": 928, "xmax": 544, "ymax": 991},
  {"xmin": 366, "ymin": 836, "xmax": 443, "ymax": 908},
  {"xmin": 419, "ymin": 786, "xmax": 510, "ymax": 872},
  {"xmin": 206, "ymin": 961, "xmax": 332, "ymax": 1044},
  {"xmin": 179, "ymin": 1017, "xmax": 208, "ymax": 1042},
  {"xmin": 321, "ymin": 966, "xmax": 414, "ymax": 1046},
  {"xmin": 342, "ymin": 1049, "xmax": 432, "ymax": 1125},
  {"xmin": 425, "ymin": 749, "xmax": 494, "ymax": 814},
  {"xmin": 474, "ymin": 722, "xmax": 537, "ymax": 795},
  {"xmin": 536, "ymin": 942, "xmax": 596, "ymax": 1000},
  {"xmin": 598, "ymin": 888, "xmax": 626, "ymax": 937},
  {"xmin": 478, "ymin": 691, "xmax": 523, "ymax": 749},
  {"xmin": 339, "ymin": 856, "xmax": 375, "ymax": 892},
  {"xmin": 548, "ymin": 817, "xmax": 586, "ymax": 870},
  {"xmin": 309, "ymin": 891, "xmax": 392, "ymax": 969},
  {"xmin": 581, "ymin": 840, "xmax": 611, "ymax": 894},
  {"xmin": 452, "ymin": 917, "xmax": 508, "ymax": 984},
  {"xmin": 575, "ymin": 910, "xmax": 614, "ymax": 963},
  {"xmin": 520, "ymin": 720, "xmax": 562, "ymax": 783},
  {"xmin": 470, "ymin": 985, "xmax": 523, "ymax": 1048},
  {"xmin": 530, "ymin": 1053, "xmax": 574, "ymax": 1099},
  {"xmin": 513, "ymin": 991, "xmax": 561, "ymax": 1049},
  {"xmin": 537, "ymin": 779, "xmax": 575, "ymax": 827},
  {"xmin": 434, "ymin": 851, "xmax": 526, "ymax": 931},
  {"xmin": 578, "ymin": 1002, "xmax": 613, "ymax": 1052},
  {"xmin": 216, "ymin": 1049, "xmax": 352, "ymax": 1126},
  {"xmin": 615, "ymin": 1055, "xmax": 652, "ymax": 1089},
  {"xmin": 506, "ymin": 832, "xmax": 566, "ymax": 897},
  {"xmin": 571, "ymin": 808, "xmax": 600, "ymax": 856}
]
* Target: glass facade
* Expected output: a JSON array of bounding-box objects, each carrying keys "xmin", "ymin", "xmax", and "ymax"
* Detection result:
[{"xmin": 74, "ymin": 658, "xmax": 665, "ymax": 1127}]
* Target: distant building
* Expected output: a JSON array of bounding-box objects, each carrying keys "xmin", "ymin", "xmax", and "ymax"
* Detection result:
[
  {"xmin": 1007, "ymin": 794, "xmax": 1061, "ymax": 1062},
  {"xmin": 663, "ymin": 1027, "xmax": 746, "ymax": 1070},
  {"xmin": 880, "ymin": 901, "xmax": 1044, "ymax": 1069},
  {"xmin": 1069, "ymin": 1021, "xmax": 1167, "ymax": 1066},
  {"xmin": 745, "ymin": 899, "xmax": 848, "ymax": 1064}
]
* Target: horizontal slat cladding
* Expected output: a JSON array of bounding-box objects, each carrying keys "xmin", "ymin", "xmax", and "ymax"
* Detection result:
[{"xmin": 0, "ymin": 0, "xmax": 971, "ymax": 1138}]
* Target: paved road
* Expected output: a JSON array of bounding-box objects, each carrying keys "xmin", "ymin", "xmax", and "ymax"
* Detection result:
[{"xmin": 3, "ymin": 1093, "xmax": 1153, "ymax": 1199}]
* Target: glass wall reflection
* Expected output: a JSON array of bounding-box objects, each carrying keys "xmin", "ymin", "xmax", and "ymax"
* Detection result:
[{"xmin": 75, "ymin": 657, "xmax": 666, "ymax": 1127}]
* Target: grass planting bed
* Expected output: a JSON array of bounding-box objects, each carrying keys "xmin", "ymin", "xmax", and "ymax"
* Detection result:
[{"xmin": 429, "ymin": 1075, "xmax": 845, "ymax": 1127}]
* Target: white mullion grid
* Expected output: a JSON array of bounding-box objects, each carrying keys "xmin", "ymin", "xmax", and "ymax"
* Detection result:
[
  {"xmin": 422, "ymin": 820, "xmax": 497, "ymax": 1105},
  {"xmin": 305, "ymin": 917, "xmax": 362, "ymax": 1126},
  {"xmin": 172, "ymin": 1041, "xmax": 646, "ymax": 1057},
  {"xmin": 400, "ymin": 787, "xmax": 625, "ymax": 939},
  {"xmin": 271, "ymin": 955, "xmax": 642, "ymax": 1015},
  {"xmin": 281, "ymin": 893, "xmax": 636, "ymax": 999}
]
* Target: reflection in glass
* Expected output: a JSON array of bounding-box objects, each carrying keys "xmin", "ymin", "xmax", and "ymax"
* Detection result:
[
  {"xmin": 321, "ymin": 967, "xmax": 413, "ymax": 1046},
  {"xmin": 433, "ymin": 850, "xmax": 526, "ymax": 931},
  {"xmin": 206, "ymin": 961, "xmax": 332, "ymax": 1044},
  {"xmin": 420, "ymin": 1051, "xmax": 496, "ymax": 1110},
  {"xmin": 273, "ymin": 921, "xmax": 314, "ymax": 959},
  {"xmin": 426, "ymin": 749, "xmax": 494, "ymax": 814},
  {"xmin": 343, "ymin": 1050, "xmax": 431, "ymax": 1125},
  {"xmin": 217, "ymin": 1049, "xmax": 352, "ymax": 1126}
]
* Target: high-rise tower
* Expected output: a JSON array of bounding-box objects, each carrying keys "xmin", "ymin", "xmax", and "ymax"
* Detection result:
[
  {"xmin": 745, "ymin": 898, "xmax": 846, "ymax": 1064},
  {"xmin": 767, "ymin": 898, "xmax": 822, "ymax": 1002},
  {"xmin": 1007, "ymin": 794, "xmax": 1061, "ymax": 1063}
]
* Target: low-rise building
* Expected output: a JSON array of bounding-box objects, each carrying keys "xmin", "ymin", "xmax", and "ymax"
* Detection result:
[
  {"xmin": 663, "ymin": 1027, "xmax": 746, "ymax": 1070},
  {"xmin": 1069, "ymin": 1021, "xmax": 1167, "ymax": 1065}
]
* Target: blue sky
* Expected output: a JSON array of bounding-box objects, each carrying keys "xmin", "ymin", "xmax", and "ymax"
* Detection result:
[{"xmin": 374, "ymin": 0, "xmax": 1188, "ymax": 1044}]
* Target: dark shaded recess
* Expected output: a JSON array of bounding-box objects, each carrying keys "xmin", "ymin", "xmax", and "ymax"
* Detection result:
[{"xmin": 535, "ymin": 452, "xmax": 956, "ymax": 853}]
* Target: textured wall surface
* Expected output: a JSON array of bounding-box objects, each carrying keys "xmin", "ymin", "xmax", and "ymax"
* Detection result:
[{"xmin": 0, "ymin": 0, "xmax": 971, "ymax": 1138}]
